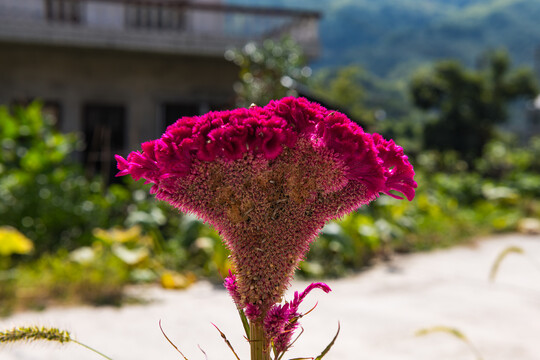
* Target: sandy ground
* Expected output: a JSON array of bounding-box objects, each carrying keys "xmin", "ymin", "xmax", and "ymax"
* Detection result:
[{"xmin": 1, "ymin": 233, "xmax": 539, "ymax": 360}]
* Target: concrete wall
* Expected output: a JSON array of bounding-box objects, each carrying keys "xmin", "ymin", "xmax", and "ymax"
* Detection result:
[
  {"xmin": 0, "ymin": 0, "xmax": 44, "ymax": 19},
  {"xmin": 0, "ymin": 42, "xmax": 237, "ymax": 152},
  {"xmin": 84, "ymin": 2, "xmax": 124, "ymax": 29}
]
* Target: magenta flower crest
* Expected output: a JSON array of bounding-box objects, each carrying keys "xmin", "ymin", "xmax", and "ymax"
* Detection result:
[{"xmin": 116, "ymin": 97, "xmax": 416, "ymax": 342}]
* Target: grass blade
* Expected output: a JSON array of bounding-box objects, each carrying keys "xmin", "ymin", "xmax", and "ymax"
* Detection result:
[
  {"xmin": 416, "ymin": 326, "xmax": 466, "ymax": 340},
  {"xmin": 314, "ymin": 322, "xmax": 340, "ymax": 360},
  {"xmin": 489, "ymin": 246, "xmax": 524, "ymax": 282},
  {"xmin": 416, "ymin": 326, "xmax": 483, "ymax": 360}
]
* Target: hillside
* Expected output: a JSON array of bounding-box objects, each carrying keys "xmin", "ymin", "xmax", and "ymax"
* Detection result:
[{"xmin": 229, "ymin": 0, "xmax": 540, "ymax": 78}]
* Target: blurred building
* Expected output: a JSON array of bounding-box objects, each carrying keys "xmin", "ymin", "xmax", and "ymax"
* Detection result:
[
  {"xmin": 0, "ymin": 0, "xmax": 320, "ymax": 181},
  {"xmin": 527, "ymin": 46, "xmax": 540, "ymax": 139},
  {"xmin": 528, "ymin": 95, "xmax": 540, "ymax": 135}
]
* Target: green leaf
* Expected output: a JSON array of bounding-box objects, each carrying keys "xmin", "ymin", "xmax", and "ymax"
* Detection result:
[{"xmin": 314, "ymin": 322, "xmax": 340, "ymax": 360}]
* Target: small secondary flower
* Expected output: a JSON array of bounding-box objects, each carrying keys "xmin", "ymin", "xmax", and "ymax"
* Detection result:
[
  {"xmin": 265, "ymin": 282, "xmax": 331, "ymax": 355},
  {"xmin": 224, "ymin": 270, "xmax": 242, "ymax": 308}
]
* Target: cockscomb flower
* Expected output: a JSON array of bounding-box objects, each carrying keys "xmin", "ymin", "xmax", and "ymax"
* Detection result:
[{"xmin": 116, "ymin": 97, "xmax": 416, "ymax": 356}]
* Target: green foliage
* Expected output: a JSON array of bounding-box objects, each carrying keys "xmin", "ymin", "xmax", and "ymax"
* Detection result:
[
  {"xmin": 310, "ymin": 64, "xmax": 413, "ymax": 129},
  {"xmin": 308, "ymin": 64, "xmax": 428, "ymax": 158},
  {"xmin": 476, "ymin": 135, "xmax": 540, "ymax": 183},
  {"xmin": 1, "ymin": 249, "xmax": 129, "ymax": 314},
  {"xmin": 311, "ymin": 66, "xmax": 366, "ymax": 121},
  {"xmin": 2, "ymin": 224, "xmax": 176, "ymax": 314},
  {"xmin": 410, "ymin": 51, "xmax": 538, "ymax": 162},
  {"xmin": 0, "ymin": 102, "xmax": 130, "ymax": 254},
  {"xmin": 225, "ymin": 36, "xmax": 311, "ymax": 107}
]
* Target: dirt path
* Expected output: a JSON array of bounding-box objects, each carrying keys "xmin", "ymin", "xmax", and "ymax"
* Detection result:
[{"xmin": 1, "ymin": 233, "xmax": 539, "ymax": 360}]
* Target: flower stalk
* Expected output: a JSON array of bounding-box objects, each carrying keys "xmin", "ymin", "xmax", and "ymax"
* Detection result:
[{"xmin": 250, "ymin": 321, "xmax": 271, "ymax": 360}]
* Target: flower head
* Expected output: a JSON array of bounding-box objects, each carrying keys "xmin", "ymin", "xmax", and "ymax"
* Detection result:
[{"xmin": 116, "ymin": 97, "xmax": 416, "ymax": 319}]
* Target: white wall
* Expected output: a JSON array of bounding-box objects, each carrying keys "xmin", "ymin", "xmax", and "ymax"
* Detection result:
[
  {"xmin": 189, "ymin": 0, "xmax": 225, "ymax": 35},
  {"xmin": 84, "ymin": 1, "xmax": 124, "ymax": 29},
  {"xmin": 0, "ymin": 0, "xmax": 44, "ymax": 20}
]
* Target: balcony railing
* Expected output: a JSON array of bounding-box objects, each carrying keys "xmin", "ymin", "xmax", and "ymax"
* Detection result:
[{"xmin": 0, "ymin": 0, "xmax": 320, "ymax": 57}]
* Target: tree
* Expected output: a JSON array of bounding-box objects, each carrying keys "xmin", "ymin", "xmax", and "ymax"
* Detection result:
[
  {"xmin": 0, "ymin": 102, "xmax": 128, "ymax": 255},
  {"xmin": 310, "ymin": 64, "xmax": 414, "ymax": 131},
  {"xmin": 410, "ymin": 50, "xmax": 538, "ymax": 162},
  {"xmin": 225, "ymin": 36, "xmax": 311, "ymax": 107},
  {"xmin": 310, "ymin": 65, "xmax": 370, "ymax": 125}
]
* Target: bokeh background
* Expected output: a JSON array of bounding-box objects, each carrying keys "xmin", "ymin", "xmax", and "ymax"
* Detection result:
[{"xmin": 1, "ymin": 0, "xmax": 539, "ymax": 318}]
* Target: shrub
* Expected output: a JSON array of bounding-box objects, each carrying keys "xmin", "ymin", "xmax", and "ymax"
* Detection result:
[{"xmin": 0, "ymin": 102, "xmax": 131, "ymax": 255}]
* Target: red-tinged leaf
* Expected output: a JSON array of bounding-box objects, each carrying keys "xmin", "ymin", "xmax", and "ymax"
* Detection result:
[
  {"xmin": 212, "ymin": 323, "xmax": 241, "ymax": 360},
  {"xmin": 197, "ymin": 345, "xmax": 208, "ymax": 360},
  {"xmin": 159, "ymin": 319, "xmax": 189, "ymax": 360},
  {"xmin": 277, "ymin": 327, "xmax": 305, "ymax": 360},
  {"xmin": 301, "ymin": 301, "xmax": 319, "ymax": 318}
]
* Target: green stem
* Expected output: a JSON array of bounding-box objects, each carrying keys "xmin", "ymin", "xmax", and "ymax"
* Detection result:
[
  {"xmin": 250, "ymin": 321, "xmax": 270, "ymax": 360},
  {"xmin": 238, "ymin": 309, "xmax": 251, "ymax": 338},
  {"xmin": 72, "ymin": 339, "xmax": 114, "ymax": 360}
]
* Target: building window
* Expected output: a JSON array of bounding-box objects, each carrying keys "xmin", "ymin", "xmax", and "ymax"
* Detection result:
[
  {"xmin": 44, "ymin": 0, "xmax": 81, "ymax": 23},
  {"xmin": 83, "ymin": 104, "xmax": 125, "ymax": 183},
  {"xmin": 125, "ymin": 3, "xmax": 186, "ymax": 30}
]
